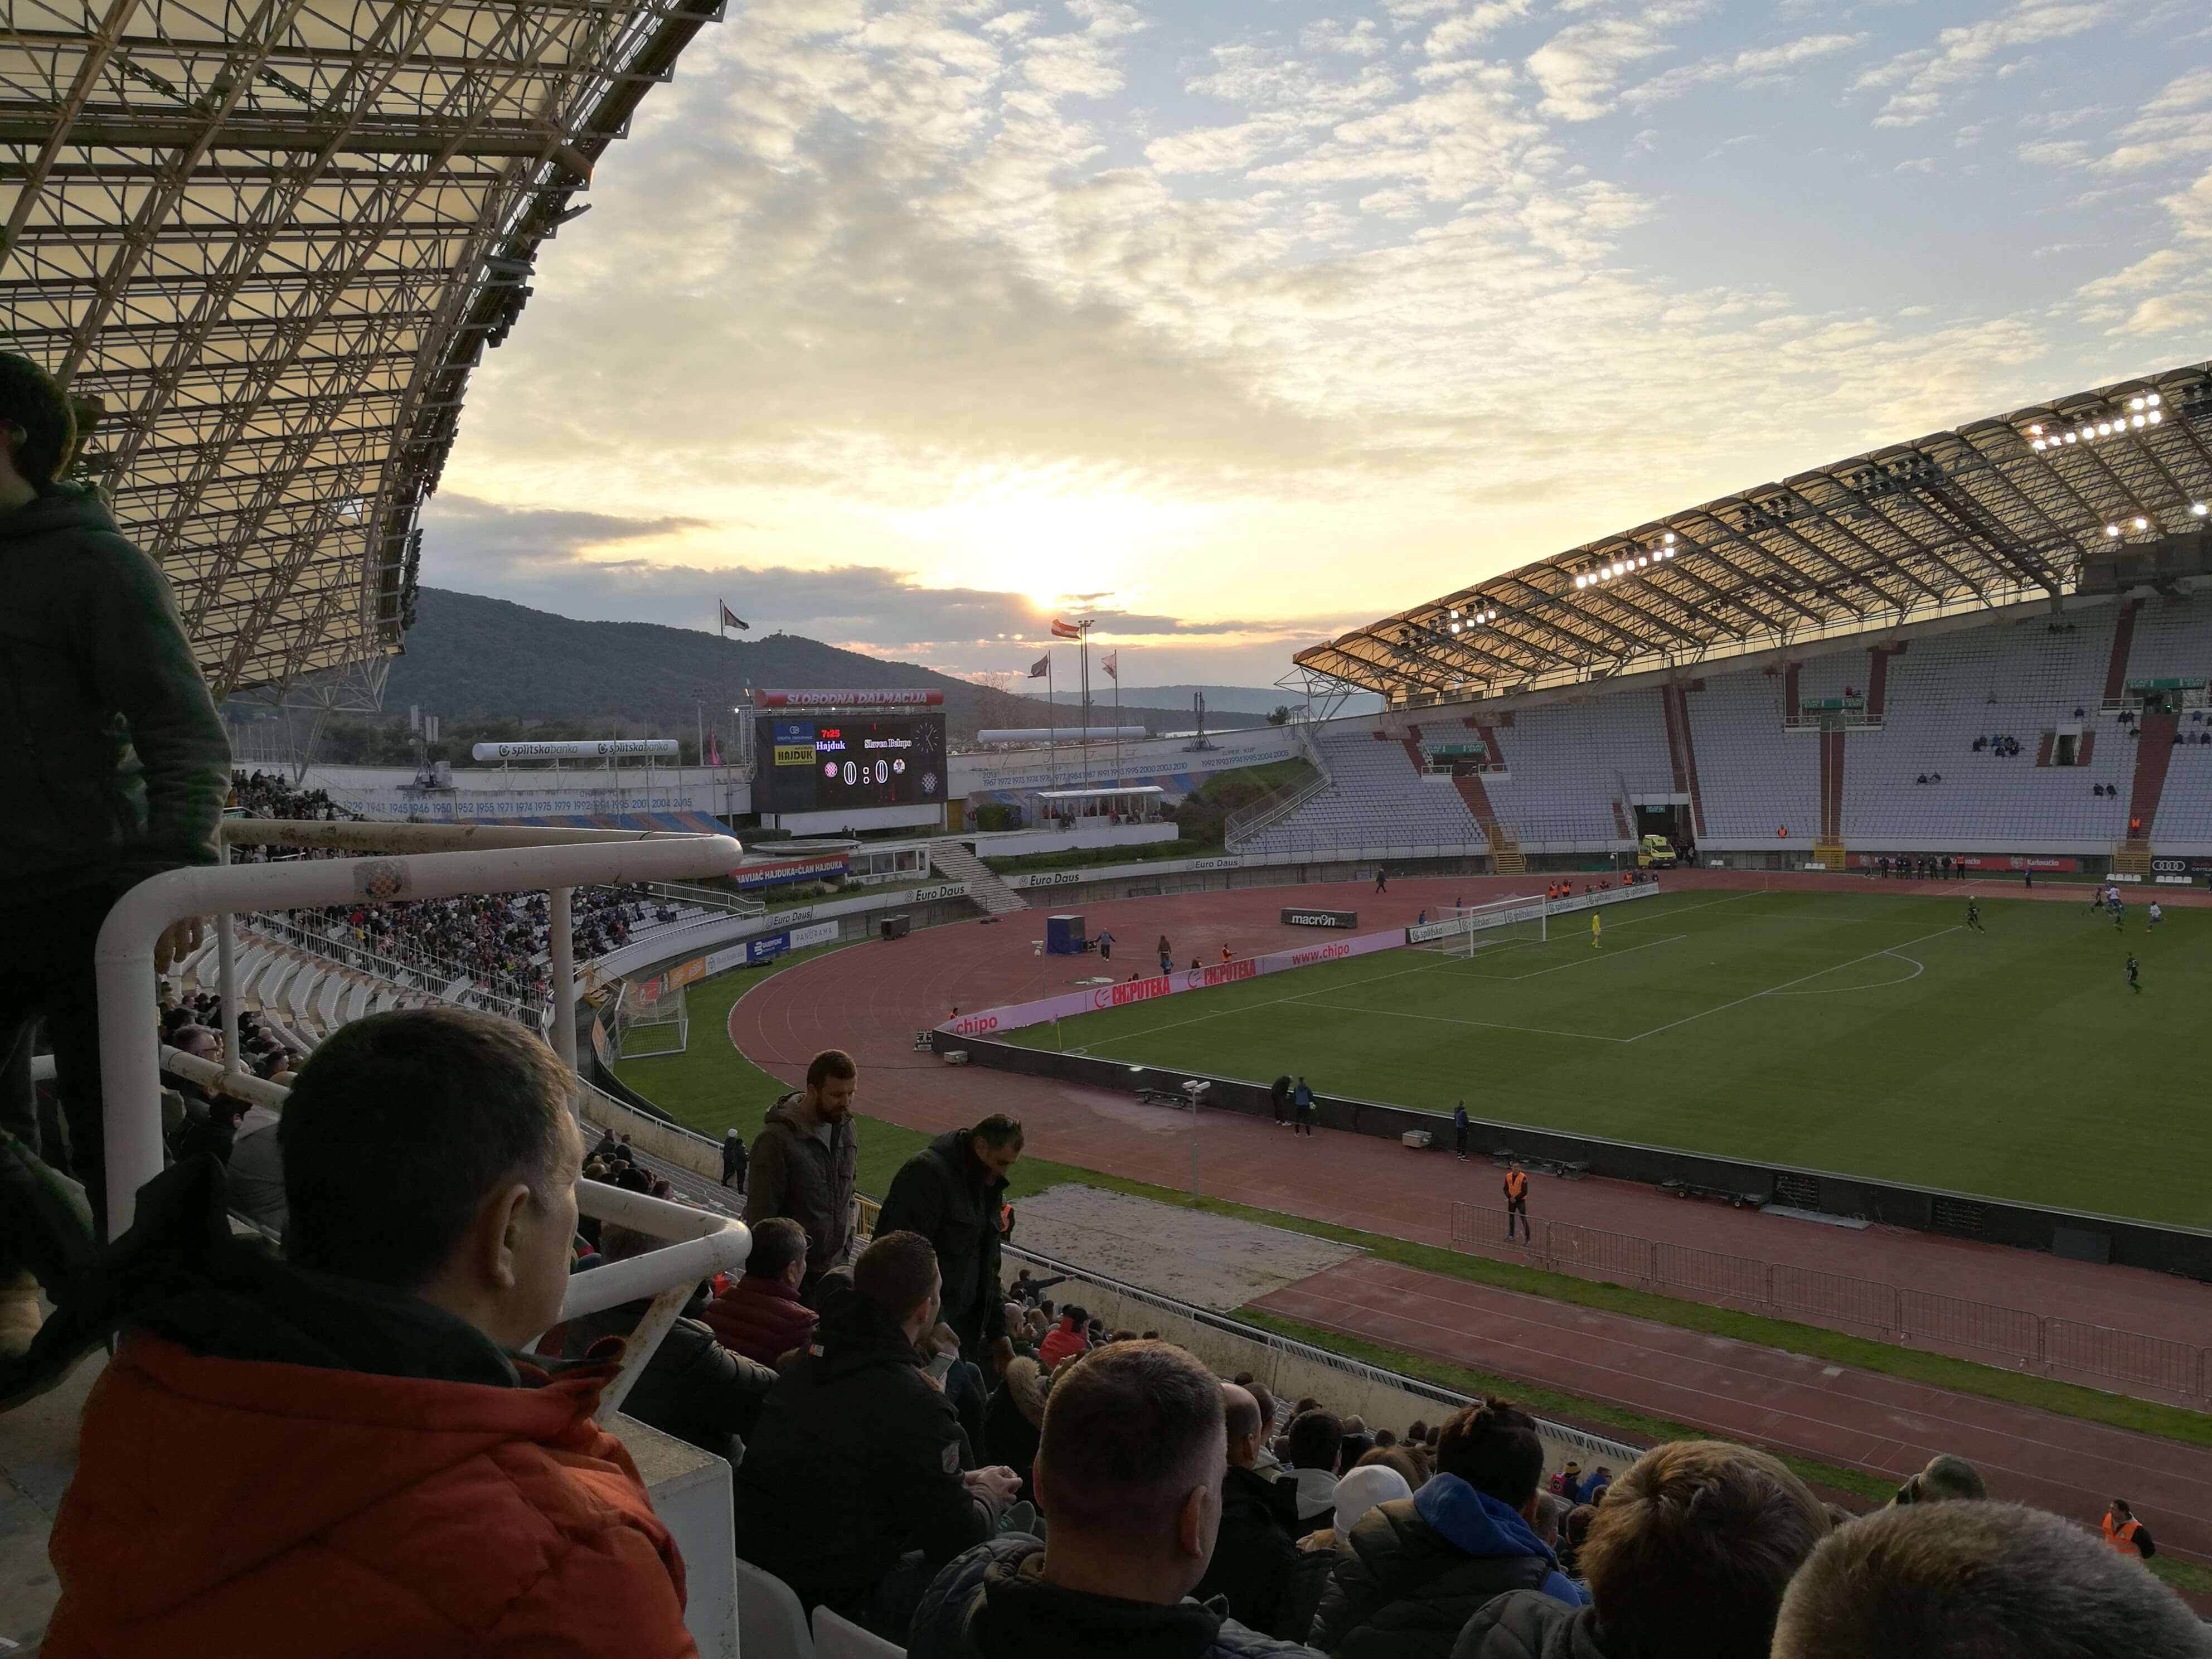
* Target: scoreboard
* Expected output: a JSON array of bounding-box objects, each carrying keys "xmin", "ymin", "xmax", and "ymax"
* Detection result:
[{"xmin": 754, "ymin": 713, "xmax": 947, "ymax": 813}]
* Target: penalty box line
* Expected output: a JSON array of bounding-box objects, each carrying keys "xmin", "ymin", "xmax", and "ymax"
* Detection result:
[{"xmin": 1620, "ymin": 924, "xmax": 1963, "ymax": 1045}]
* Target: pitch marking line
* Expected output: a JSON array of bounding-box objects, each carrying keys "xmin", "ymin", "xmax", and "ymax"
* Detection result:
[
  {"xmin": 1770, "ymin": 950, "xmax": 1927, "ymax": 997},
  {"xmin": 1472, "ymin": 933, "xmax": 1687, "ymax": 981},
  {"xmin": 1622, "ymin": 925, "xmax": 1962, "ymax": 1043},
  {"xmin": 1289, "ymin": 1001, "xmax": 1630, "ymax": 1044}
]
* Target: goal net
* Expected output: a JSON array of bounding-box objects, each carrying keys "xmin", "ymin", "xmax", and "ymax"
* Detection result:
[
  {"xmin": 612, "ymin": 975, "xmax": 690, "ymax": 1059},
  {"xmin": 1410, "ymin": 892, "xmax": 1551, "ymax": 957}
]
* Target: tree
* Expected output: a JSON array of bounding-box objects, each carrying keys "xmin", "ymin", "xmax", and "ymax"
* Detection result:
[{"xmin": 1267, "ymin": 705, "xmax": 1292, "ymax": 725}]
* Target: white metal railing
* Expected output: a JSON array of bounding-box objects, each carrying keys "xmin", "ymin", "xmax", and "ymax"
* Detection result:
[
  {"xmin": 643, "ymin": 879, "xmax": 767, "ymax": 919},
  {"xmin": 101, "ymin": 822, "xmax": 742, "ymax": 1236}
]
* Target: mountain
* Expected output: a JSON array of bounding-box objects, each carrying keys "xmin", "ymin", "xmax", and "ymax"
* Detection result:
[
  {"xmin": 379, "ymin": 589, "xmax": 1268, "ymax": 738},
  {"xmin": 1021, "ymin": 682, "xmax": 1385, "ymax": 717}
]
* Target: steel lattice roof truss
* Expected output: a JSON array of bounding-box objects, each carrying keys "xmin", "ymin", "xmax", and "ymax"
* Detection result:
[
  {"xmin": 1, "ymin": 0, "xmax": 720, "ymax": 696},
  {"xmin": 1296, "ymin": 361, "xmax": 2212, "ymax": 704}
]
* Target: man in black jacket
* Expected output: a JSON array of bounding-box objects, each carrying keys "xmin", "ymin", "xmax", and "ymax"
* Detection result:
[
  {"xmin": 1196, "ymin": 1382, "xmax": 1302, "ymax": 1635},
  {"xmin": 909, "ymin": 1341, "xmax": 1322, "ymax": 1659},
  {"xmin": 0, "ymin": 354, "xmax": 228, "ymax": 1343},
  {"xmin": 875, "ymin": 1115, "xmax": 1022, "ymax": 1359},
  {"xmin": 560, "ymin": 1221, "xmax": 776, "ymax": 1461},
  {"xmin": 734, "ymin": 1229, "xmax": 1020, "ymax": 1641}
]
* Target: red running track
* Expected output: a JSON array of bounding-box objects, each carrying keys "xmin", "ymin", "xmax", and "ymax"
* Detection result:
[
  {"xmin": 1254, "ymin": 1255, "xmax": 2212, "ymax": 1563},
  {"xmin": 731, "ymin": 869, "xmax": 2212, "ymax": 1350}
]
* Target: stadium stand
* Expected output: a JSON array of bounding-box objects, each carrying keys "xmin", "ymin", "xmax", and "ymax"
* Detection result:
[
  {"xmin": 1472, "ymin": 696, "xmax": 1674, "ymax": 851},
  {"xmin": 1686, "ymin": 670, "xmax": 1825, "ymax": 848},
  {"xmin": 1238, "ymin": 590, "xmax": 2210, "ymax": 860},
  {"xmin": 1238, "ymin": 722, "xmax": 1483, "ymax": 853}
]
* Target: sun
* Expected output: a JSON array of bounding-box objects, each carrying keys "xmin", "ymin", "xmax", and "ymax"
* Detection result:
[{"xmin": 886, "ymin": 470, "xmax": 1213, "ymax": 608}]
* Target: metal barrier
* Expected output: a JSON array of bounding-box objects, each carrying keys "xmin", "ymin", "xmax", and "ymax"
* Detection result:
[
  {"xmin": 2044, "ymin": 1318, "xmax": 2202, "ymax": 1396},
  {"xmin": 1898, "ymin": 1289, "xmax": 2041, "ymax": 1364},
  {"xmin": 100, "ymin": 821, "xmax": 742, "ymax": 1236},
  {"xmin": 1769, "ymin": 1263, "xmax": 1899, "ymax": 1336},
  {"xmin": 1447, "ymin": 1202, "xmax": 2209, "ymax": 1400},
  {"xmin": 1653, "ymin": 1240, "xmax": 1768, "ymax": 1306}
]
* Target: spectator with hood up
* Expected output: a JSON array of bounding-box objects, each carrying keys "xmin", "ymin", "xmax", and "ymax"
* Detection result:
[
  {"xmin": 1455, "ymin": 1440, "xmax": 1831, "ymax": 1659},
  {"xmin": 1311, "ymin": 1398, "xmax": 1585, "ymax": 1659}
]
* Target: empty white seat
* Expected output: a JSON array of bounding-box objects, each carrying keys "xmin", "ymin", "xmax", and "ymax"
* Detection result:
[
  {"xmin": 736, "ymin": 1558, "xmax": 816, "ymax": 1659},
  {"xmin": 812, "ymin": 1607, "xmax": 904, "ymax": 1659}
]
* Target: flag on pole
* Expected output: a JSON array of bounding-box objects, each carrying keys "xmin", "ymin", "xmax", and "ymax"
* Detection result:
[
  {"xmin": 1029, "ymin": 655, "xmax": 1050, "ymax": 678},
  {"xmin": 707, "ymin": 734, "xmax": 721, "ymax": 766},
  {"xmin": 1102, "ymin": 650, "xmax": 1118, "ymax": 679},
  {"xmin": 719, "ymin": 601, "xmax": 749, "ymax": 631},
  {"xmin": 1050, "ymin": 618, "xmax": 1081, "ymax": 639}
]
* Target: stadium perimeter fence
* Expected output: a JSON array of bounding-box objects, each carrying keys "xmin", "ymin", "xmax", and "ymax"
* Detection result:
[{"xmin": 1452, "ymin": 1202, "xmax": 2208, "ymax": 1400}]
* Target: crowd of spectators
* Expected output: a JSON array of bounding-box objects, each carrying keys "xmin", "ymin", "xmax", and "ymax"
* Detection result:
[
  {"xmin": 227, "ymin": 768, "xmax": 664, "ymax": 1006},
  {"xmin": 16, "ymin": 997, "xmax": 2210, "ymax": 1659}
]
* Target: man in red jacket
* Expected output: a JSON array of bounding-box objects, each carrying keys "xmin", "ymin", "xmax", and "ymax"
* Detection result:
[
  {"xmin": 701, "ymin": 1214, "xmax": 817, "ymax": 1366},
  {"xmin": 41, "ymin": 1006, "xmax": 696, "ymax": 1658}
]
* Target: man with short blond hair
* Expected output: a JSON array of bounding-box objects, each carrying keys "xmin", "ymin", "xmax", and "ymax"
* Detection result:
[
  {"xmin": 909, "ymin": 1341, "xmax": 1322, "ymax": 1659},
  {"xmin": 1455, "ymin": 1439, "xmax": 1829, "ymax": 1659}
]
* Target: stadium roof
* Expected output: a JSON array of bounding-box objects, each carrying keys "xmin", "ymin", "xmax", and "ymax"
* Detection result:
[
  {"xmin": 2, "ymin": 0, "xmax": 719, "ymax": 697},
  {"xmin": 1296, "ymin": 360, "xmax": 2212, "ymax": 706}
]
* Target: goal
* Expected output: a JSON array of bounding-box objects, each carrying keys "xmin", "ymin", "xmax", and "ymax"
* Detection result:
[
  {"xmin": 611, "ymin": 974, "xmax": 690, "ymax": 1058},
  {"xmin": 1410, "ymin": 892, "xmax": 1552, "ymax": 957}
]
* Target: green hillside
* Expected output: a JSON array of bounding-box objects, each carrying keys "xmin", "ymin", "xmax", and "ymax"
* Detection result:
[{"xmin": 375, "ymin": 588, "xmax": 1266, "ymax": 739}]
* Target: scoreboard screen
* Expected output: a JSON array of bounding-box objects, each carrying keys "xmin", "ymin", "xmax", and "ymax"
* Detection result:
[{"xmin": 754, "ymin": 714, "xmax": 947, "ymax": 813}]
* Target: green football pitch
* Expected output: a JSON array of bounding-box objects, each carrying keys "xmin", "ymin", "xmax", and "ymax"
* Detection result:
[{"xmin": 1010, "ymin": 886, "xmax": 2211, "ymax": 1227}]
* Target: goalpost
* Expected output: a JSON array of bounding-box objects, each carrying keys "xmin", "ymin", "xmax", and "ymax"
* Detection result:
[
  {"xmin": 1409, "ymin": 892, "xmax": 1552, "ymax": 957},
  {"xmin": 612, "ymin": 975, "xmax": 690, "ymax": 1058}
]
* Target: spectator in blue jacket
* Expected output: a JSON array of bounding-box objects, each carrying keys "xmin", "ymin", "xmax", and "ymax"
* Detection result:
[
  {"xmin": 1309, "ymin": 1398, "xmax": 1585, "ymax": 1659},
  {"xmin": 1457, "ymin": 1441, "xmax": 1831, "ymax": 1659}
]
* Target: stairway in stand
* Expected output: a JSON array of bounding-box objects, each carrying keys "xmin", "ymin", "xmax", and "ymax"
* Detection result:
[
  {"xmin": 2114, "ymin": 712, "xmax": 2180, "ymax": 876},
  {"xmin": 928, "ymin": 838, "xmax": 1030, "ymax": 914},
  {"xmin": 1487, "ymin": 823, "xmax": 1528, "ymax": 876}
]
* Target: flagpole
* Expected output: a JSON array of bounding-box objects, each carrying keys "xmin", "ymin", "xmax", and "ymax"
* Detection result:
[
  {"xmin": 1048, "ymin": 649, "xmax": 1057, "ymax": 790},
  {"xmin": 1079, "ymin": 621, "xmax": 1090, "ymax": 791},
  {"xmin": 1114, "ymin": 649, "xmax": 1122, "ymax": 789}
]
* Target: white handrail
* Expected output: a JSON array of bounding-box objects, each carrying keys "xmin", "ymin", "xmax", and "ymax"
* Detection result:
[
  {"xmin": 568, "ymin": 1183, "xmax": 752, "ymax": 1417},
  {"xmin": 97, "ymin": 831, "xmax": 742, "ymax": 1236}
]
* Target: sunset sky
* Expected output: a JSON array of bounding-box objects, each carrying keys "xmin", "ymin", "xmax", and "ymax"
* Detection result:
[{"xmin": 429, "ymin": 0, "xmax": 2212, "ymax": 688}]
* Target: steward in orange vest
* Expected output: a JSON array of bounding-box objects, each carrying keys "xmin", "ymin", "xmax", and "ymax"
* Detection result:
[
  {"xmin": 1502, "ymin": 1164, "xmax": 1531, "ymax": 1243},
  {"xmin": 2102, "ymin": 1501, "xmax": 2155, "ymax": 1557}
]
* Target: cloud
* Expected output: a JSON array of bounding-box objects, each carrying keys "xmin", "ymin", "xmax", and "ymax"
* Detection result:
[
  {"xmin": 1527, "ymin": 10, "xmax": 1694, "ymax": 122},
  {"xmin": 1853, "ymin": 2, "xmax": 2117, "ymax": 129},
  {"xmin": 417, "ymin": 497, "xmax": 1335, "ymax": 663},
  {"xmin": 422, "ymin": 0, "xmax": 2212, "ymax": 683},
  {"xmin": 1622, "ymin": 32, "xmax": 1866, "ymax": 109}
]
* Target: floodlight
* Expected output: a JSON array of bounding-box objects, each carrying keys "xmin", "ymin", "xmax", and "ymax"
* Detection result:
[
  {"xmin": 2134, "ymin": 516, "xmax": 2148, "ymax": 530},
  {"xmin": 2106, "ymin": 525, "xmax": 2121, "ymax": 537},
  {"xmin": 2193, "ymin": 503, "xmax": 2208, "ymax": 516},
  {"xmin": 2148, "ymin": 393, "xmax": 2162, "ymax": 406},
  {"xmin": 2149, "ymin": 410, "xmax": 2163, "ymax": 424},
  {"xmin": 2130, "ymin": 397, "xmax": 2145, "ymax": 411}
]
